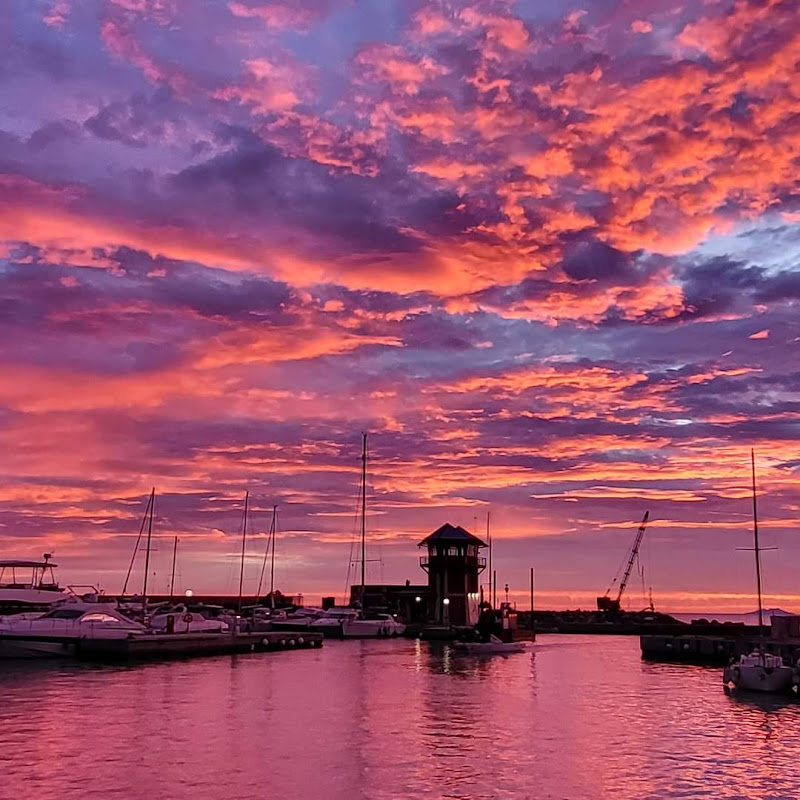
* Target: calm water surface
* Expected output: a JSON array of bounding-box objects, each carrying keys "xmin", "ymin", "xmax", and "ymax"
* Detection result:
[{"xmin": 2, "ymin": 635, "xmax": 799, "ymax": 799}]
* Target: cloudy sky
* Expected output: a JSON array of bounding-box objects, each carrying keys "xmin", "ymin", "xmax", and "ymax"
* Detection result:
[{"xmin": 2, "ymin": 0, "xmax": 799, "ymax": 611}]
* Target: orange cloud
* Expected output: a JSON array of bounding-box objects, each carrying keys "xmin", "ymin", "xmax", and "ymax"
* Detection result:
[
  {"xmin": 354, "ymin": 44, "xmax": 448, "ymax": 96},
  {"xmin": 685, "ymin": 367, "xmax": 761, "ymax": 384},
  {"xmin": 214, "ymin": 57, "xmax": 313, "ymax": 114}
]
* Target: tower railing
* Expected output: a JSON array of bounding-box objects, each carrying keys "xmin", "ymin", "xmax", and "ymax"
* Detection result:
[{"xmin": 420, "ymin": 555, "xmax": 486, "ymax": 569}]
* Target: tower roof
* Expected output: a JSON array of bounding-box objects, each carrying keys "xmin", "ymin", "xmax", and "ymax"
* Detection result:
[{"xmin": 418, "ymin": 523, "xmax": 488, "ymax": 548}]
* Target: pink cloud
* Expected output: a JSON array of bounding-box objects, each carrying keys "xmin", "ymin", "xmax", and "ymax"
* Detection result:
[{"xmin": 42, "ymin": 0, "xmax": 70, "ymax": 28}]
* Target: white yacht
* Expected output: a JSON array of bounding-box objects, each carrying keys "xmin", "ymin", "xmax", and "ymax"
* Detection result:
[
  {"xmin": 0, "ymin": 555, "xmax": 66, "ymax": 612},
  {"xmin": 309, "ymin": 607, "xmax": 359, "ymax": 637},
  {"xmin": 342, "ymin": 613, "xmax": 405, "ymax": 638},
  {"xmin": 149, "ymin": 604, "xmax": 231, "ymax": 634},
  {"xmin": 269, "ymin": 607, "xmax": 324, "ymax": 632},
  {"xmin": 0, "ymin": 599, "xmax": 145, "ymax": 658}
]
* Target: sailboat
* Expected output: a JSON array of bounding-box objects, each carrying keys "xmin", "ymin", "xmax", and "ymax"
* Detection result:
[
  {"xmin": 723, "ymin": 451, "xmax": 793, "ymax": 693},
  {"xmin": 119, "ymin": 489, "xmax": 229, "ymax": 633},
  {"xmin": 340, "ymin": 433, "xmax": 405, "ymax": 639}
]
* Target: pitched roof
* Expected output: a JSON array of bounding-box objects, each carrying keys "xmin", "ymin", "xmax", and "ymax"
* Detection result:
[{"xmin": 418, "ymin": 523, "xmax": 488, "ymax": 547}]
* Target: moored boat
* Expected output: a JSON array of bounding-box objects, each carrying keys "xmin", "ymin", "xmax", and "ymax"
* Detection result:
[
  {"xmin": 342, "ymin": 613, "xmax": 405, "ymax": 638},
  {"xmin": 149, "ymin": 603, "xmax": 231, "ymax": 634},
  {"xmin": 721, "ymin": 451, "xmax": 789, "ymax": 695},
  {"xmin": 452, "ymin": 636, "xmax": 528, "ymax": 655},
  {"xmin": 0, "ymin": 599, "xmax": 145, "ymax": 658},
  {"xmin": 723, "ymin": 651, "xmax": 793, "ymax": 693},
  {"xmin": 308, "ymin": 607, "xmax": 357, "ymax": 637},
  {"xmin": 0, "ymin": 555, "xmax": 66, "ymax": 613},
  {"xmin": 335, "ymin": 433, "xmax": 409, "ymax": 639}
]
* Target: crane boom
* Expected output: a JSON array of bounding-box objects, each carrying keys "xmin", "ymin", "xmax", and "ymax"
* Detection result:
[
  {"xmin": 596, "ymin": 511, "xmax": 649, "ymax": 612},
  {"xmin": 615, "ymin": 511, "xmax": 649, "ymax": 604}
]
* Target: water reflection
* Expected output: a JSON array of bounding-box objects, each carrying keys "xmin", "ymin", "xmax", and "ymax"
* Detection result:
[{"xmin": 1, "ymin": 636, "xmax": 799, "ymax": 799}]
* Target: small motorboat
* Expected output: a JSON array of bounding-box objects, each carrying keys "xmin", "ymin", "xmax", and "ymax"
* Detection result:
[
  {"xmin": 451, "ymin": 635, "xmax": 528, "ymax": 655},
  {"xmin": 723, "ymin": 651, "xmax": 794, "ymax": 693}
]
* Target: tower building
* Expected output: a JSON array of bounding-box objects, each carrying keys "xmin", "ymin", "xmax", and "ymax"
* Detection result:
[{"xmin": 419, "ymin": 523, "xmax": 487, "ymax": 626}]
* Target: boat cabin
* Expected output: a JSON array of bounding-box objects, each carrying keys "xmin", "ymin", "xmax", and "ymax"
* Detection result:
[{"xmin": 0, "ymin": 556, "xmax": 60, "ymax": 592}]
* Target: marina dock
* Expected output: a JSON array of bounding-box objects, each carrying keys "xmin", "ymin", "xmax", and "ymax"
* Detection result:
[
  {"xmin": 641, "ymin": 633, "xmax": 800, "ymax": 665},
  {"xmin": 76, "ymin": 630, "xmax": 323, "ymax": 661},
  {"xmin": 642, "ymin": 616, "xmax": 800, "ymax": 665}
]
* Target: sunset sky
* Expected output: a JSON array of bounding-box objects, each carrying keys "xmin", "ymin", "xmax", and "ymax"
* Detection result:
[{"xmin": 2, "ymin": 0, "xmax": 799, "ymax": 612}]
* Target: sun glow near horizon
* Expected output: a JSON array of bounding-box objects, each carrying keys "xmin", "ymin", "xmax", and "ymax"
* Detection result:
[{"xmin": 0, "ymin": 0, "xmax": 798, "ymax": 611}]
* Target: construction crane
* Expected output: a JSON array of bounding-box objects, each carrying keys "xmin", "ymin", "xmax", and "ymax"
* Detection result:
[{"xmin": 597, "ymin": 511, "xmax": 650, "ymax": 612}]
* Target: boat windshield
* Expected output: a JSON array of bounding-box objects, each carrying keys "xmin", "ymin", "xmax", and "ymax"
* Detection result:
[{"xmin": 41, "ymin": 608, "xmax": 84, "ymax": 620}]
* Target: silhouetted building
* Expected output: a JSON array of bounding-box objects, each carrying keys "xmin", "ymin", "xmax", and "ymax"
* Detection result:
[
  {"xmin": 419, "ymin": 523, "xmax": 487, "ymax": 626},
  {"xmin": 349, "ymin": 583, "xmax": 430, "ymax": 623},
  {"xmin": 771, "ymin": 615, "xmax": 800, "ymax": 640}
]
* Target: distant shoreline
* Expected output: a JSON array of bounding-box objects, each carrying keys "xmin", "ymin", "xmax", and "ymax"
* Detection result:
[{"xmin": 670, "ymin": 609, "xmax": 796, "ymax": 625}]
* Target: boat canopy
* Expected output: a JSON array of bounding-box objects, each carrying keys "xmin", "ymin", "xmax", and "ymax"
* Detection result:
[{"xmin": 0, "ymin": 560, "xmax": 58, "ymax": 568}]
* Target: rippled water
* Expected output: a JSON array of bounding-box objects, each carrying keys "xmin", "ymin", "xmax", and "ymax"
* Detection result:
[{"xmin": 2, "ymin": 635, "xmax": 799, "ymax": 799}]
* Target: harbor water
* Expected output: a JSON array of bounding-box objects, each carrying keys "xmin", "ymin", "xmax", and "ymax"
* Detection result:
[{"xmin": 2, "ymin": 635, "xmax": 799, "ymax": 799}]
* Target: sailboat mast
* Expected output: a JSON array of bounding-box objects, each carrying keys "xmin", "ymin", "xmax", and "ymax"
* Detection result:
[
  {"xmin": 360, "ymin": 432, "xmax": 367, "ymax": 603},
  {"xmin": 486, "ymin": 511, "xmax": 492, "ymax": 607},
  {"xmin": 237, "ymin": 491, "xmax": 249, "ymax": 614},
  {"xmin": 257, "ymin": 504, "xmax": 276, "ymax": 604},
  {"xmin": 169, "ymin": 535, "xmax": 178, "ymax": 600},
  {"xmin": 269, "ymin": 504, "xmax": 277, "ymax": 609},
  {"xmin": 122, "ymin": 490, "xmax": 152, "ymax": 596},
  {"xmin": 751, "ymin": 450, "xmax": 764, "ymax": 633},
  {"xmin": 141, "ymin": 487, "xmax": 155, "ymax": 615}
]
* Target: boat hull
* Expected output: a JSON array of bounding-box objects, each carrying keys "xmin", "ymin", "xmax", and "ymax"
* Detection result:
[
  {"xmin": 0, "ymin": 636, "xmax": 78, "ymax": 659},
  {"xmin": 723, "ymin": 663, "xmax": 794, "ymax": 693},
  {"xmin": 452, "ymin": 641, "xmax": 527, "ymax": 655},
  {"xmin": 341, "ymin": 620, "xmax": 405, "ymax": 638},
  {"xmin": 307, "ymin": 621, "xmax": 347, "ymax": 638}
]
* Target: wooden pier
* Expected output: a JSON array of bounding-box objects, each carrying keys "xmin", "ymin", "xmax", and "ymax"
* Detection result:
[{"xmin": 76, "ymin": 630, "xmax": 323, "ymax": 661}]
